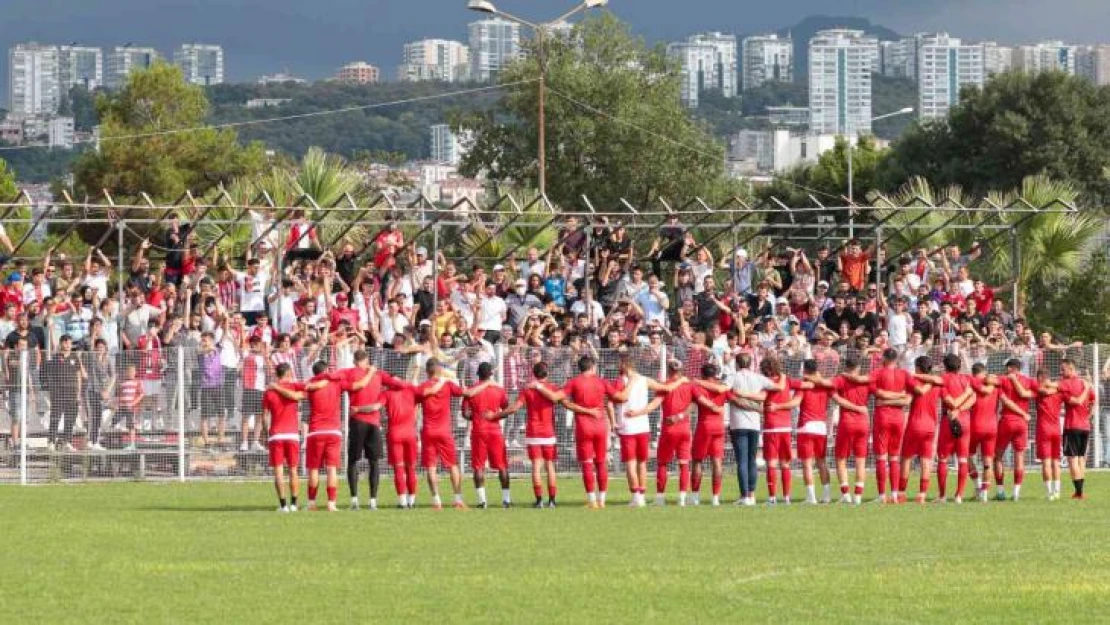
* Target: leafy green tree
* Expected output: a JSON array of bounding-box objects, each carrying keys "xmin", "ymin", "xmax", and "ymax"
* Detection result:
[
  {"xmin": 453, "ymin": 13, "xmax": 736, "ymax": 210},
  {"xmin": 808, "ymin": 135, "xmax": 885, "ymax": 203},
  {"xmin": 878, "ymin": 71, "xmax": 1110, "ymax": 206}
]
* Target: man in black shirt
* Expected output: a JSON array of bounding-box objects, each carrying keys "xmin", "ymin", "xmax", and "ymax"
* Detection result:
[
  {"xmin": 412, "ymin": 276, "xmax": 436, "ymax": 325},
  {"xmin": 650, "ymin": 214, "xmax": 685, "ymax": 278},
  {"xmin": 820, "ymin": 296, "xmax": 856, "ymax": 334},
  {"xmin": 43, "ymin": 334, "xmax": 84, "ymax": 451},
  {"xmin": 335, "ymin": 244, "xmax": 360, "ymax": 287},
  {"xmin": 693, "ymin": 276, "xmax": 726, "ymax": 332},
  {"xmin": 560, "ymin": 216, "xmax": 587, "ymax": 259}
]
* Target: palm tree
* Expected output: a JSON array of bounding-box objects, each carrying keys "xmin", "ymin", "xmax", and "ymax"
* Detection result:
[{"xmin": 459, "ymin": 195, "xmax": 558, "ymax": 262}]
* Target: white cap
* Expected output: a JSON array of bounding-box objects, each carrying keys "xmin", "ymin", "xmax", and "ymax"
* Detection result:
[
  {"xmin": 416, "ymin": 246, "xmax": 428, "ymax": 256},
  {"xmin": 776, "ymin": 297, "xmax": 790, "ymax": 306},
  {"xmin": 735, "ymin": 248, "xmax": 748, "ymax": 258},
  {"xmin": 419, "ymin": 319, "xmax": 432, "ymax": 327},
  {"xmin": 493, "ymin": 264, "xmax": 505, "ymax": 271},
  {"xmin": 817, "ymin": 280, "xmax": 830, "ymax": 288}
]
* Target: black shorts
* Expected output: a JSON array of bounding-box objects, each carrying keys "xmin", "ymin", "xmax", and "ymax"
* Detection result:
[
  {"xmin": 1063, "ymin": 429, "xmax": 1090, "ymax": 458},
  {"xmin": 242, "ymin": 389, "xmax": 264, "ymax": 417},
  {"xmin": 348, "ymin": 420, "xmax": 383, "ymax": 462},
  {"xmin": 200, "ymin": 385, "xmax": 227, "ymax": 417}
]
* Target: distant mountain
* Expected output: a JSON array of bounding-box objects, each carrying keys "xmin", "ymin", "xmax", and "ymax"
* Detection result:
[{"xmin": 776, "ymin": 15, "xmax": 903, "ymax": 80}]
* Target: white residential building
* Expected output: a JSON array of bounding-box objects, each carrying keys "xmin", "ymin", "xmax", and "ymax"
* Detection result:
[
  {"xmin": 106, "ymin": 46, "xmax": 159, "ymax": 89},
  {"xmin": 57, "ymin": 45, "xmax": 103, "ymax": 91},
  {"xmin": 469, "ymin": 18, "xmax": 521, "ymax": 83},
  {"xmin": 1013, "ymin": 41, "xmax": 1077, "ymax": 75},
  {"xmin": 8, "ymin": 43, "xmax": 61, "ymax": 116},
  {"xmin": 667, "ymin": 32, "xmax": 738, "ymax": 108},
  {"xmin": 741, "ymin": 34, "xmax": 792, "ymax": 90},
  {"xmin": 174, "ymin": 44, "xmax": 225, "ymax": 85},
  {"xmin": 917, "ymin": 34, "xmax": 985, "ymax": 120},
  {"xmin": 399, "ymin": 39, "xmax": 469, "ymax": 82},
  {"xmin": 430, "ymin": 124, "xmax": 471, "ymax": 166},
  {"xmin": 980, "ymin": 42, "xmax": 1013, "ymax": 76},
  {"xmin": 257, "ymin": 72, "xmax": 307, "ymax": 85},
  {"xmin": 879, "ymin": 39, "xmax": 916, "ymax": 78},
  {"xmin": 729, "ymin": 129, "xmax": 856, "ymax": 175},
  {"xmin": 1076, "ymin": 45, "xmax": 1110, "ymax": 85},
  {"xmin": 808, "ymin": 29, "xmax": 879, "ymax": 136},
  {"xmin": 48, "ymin": 116, "xmax": 75, "ymax": 149}
]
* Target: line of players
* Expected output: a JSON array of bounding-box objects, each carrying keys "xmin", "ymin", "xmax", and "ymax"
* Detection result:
[{"xmin": 256, "ymin": 347, "xmax": 1094, "ymax": 511}]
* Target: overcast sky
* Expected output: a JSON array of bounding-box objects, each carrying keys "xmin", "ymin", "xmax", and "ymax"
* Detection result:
[{"xmin": 1, "ymin": 0, "xmax": 1108, "ymax": 90}]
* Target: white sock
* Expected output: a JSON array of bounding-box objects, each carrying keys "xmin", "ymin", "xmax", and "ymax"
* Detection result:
[
  {"xmin": 1054, "ymin": 480, "xmax": 1061, "ymax": 495},
  {"xmin": 501, "ymin": 488, "xmax": 511, "ymax": 503},
  {"xmin": 853, "ymin": 494, "xmax": 862, "ymax": 504},
  {"xmin": 588, "ymin": 491, "xmax": 597, "ymax": 503},
  {"xmin": 822, "ymin": 484, "xmax": 831, "ymax": 500},
  {"xmin": 476, "ymin": 487, "xmax": 487, "ymax": 504},
  {"xmin": 350, "ymin": 496, "xmax": 359, "ymax": 508},
  {"xmin": 453, "ymin": 493, "xmax": 463, "ymax": 504},
  {"xmin": 805, "ymin": 485, "xmax": 816, "ymax": 502},
  {"xmin": 1013, "ymin": 485, "xmax": 1021, "ymax": 499},
  {"xmin": 599, "ymin": 491, "xmax": 607, "ymax": 504},
  {"xmin": 369, "ymin": 498, "xmax": 377, "ymax": 509},
  {"xmin": 432, "ymin": 494, "xmax": 442, "ymax": 506},
  {"xmin": 407, "ymin": 494, "xmax": 416, "ymax": 506},
  {"xmin": 691, "ymin": 492, "xmax": 700, "ymax": 504},
  {"xmin": 678, "ymin": 491, "xmax": 687, "ymax": 505}
]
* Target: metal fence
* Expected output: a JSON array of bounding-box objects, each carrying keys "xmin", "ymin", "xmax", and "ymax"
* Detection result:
[{"xmin": 0, "ymin": 341, "xmax": 1104, "ymax": 485}]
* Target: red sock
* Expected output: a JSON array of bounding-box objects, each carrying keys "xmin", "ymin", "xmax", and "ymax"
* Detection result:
[
  {"xmin": 394, "ymin": 469, "xmax": 407, "ymax": 496},
  {"xmin": 840, "ymin": 484, "xmax": 849, "ymax": 495},
  {"xmin": 678, "ymin": 464, "xmax": 690, "ymax": 492},
  {"xmin": 854, "ymin": 482, "xmax": 864, "ymax": 496},
  {"xmin": 994, "ymin": 463, "xmax": 1004, "ymax": 486},
  {"xmin": 656, "ymin": 465, "xmax": 668, "ymax": 493},
  {"xmin": 596, "ymin": 461, "xmax": 609, "ymax": 493},
  {"xmin": 308, "ymin": 485, "xmax": 318, "ymax": 501},
  {"xmin": 407, "ymin": 466, "xmax": 418, "ymax": 495},
  {"xmin": 876, "ymin": 461, "xmax": 888, "ymax": 496},
  {"xmin": 937, "ymin": 462, "xmax": 949, "ymax": 497},
  {"xmin": 919, "ymin": 477, "xmax": 930, "ymax": 495},
  {"xmin": 581, "ymin": 462, "xmax": 596, "ymax": 494},
  {"xmin": 956, "ymin": 460, "xmax": 969, "ymax": 497},
  {"xmin": 1014, "ymin": 467, "xmax": 1024, "ymax": 486},
  {"xmin": 969, "ymin": 467, "xmax": 979, "ymax": 481},
  {"xmin": 712, "ymin": 474, "xmax": 722, "ymax": 496},
  {"xmin": 888, "ymin": 460, "xmax": 901, "ymax": 494},
  {"xmin": 767, "ymin": 466, "xmax": 778, "ymax": 498},
  {"xmin": 326, "ymin": 486, "xmax": 336, "ymax": 503},
  {"xmin": 548, "ymin": 483, "xmax": 558, "ymax": 499},
  {"xmin": 533, "ymin": 483, "xmax": 543, "ymax": 498},
  {"xmin": 780, "ymin": 466, "xmax": 792, "ymax": 498},
  {"xmin": 691, "ymin": 470, "xmax": 703, "ymax": 493}
]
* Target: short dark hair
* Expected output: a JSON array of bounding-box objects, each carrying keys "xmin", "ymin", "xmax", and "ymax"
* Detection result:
[
  {"xmin": 972, "ymin": 363, "xmax": 987, "ymax": 375},
  {"xmin": 532, "ymin": 362, "xmax": 548, "ymax": 380},
  {"xmin": 477, "ymin": 361, "xmax": 494, "ymax": 381},
  {"xmin": 915, "ymin": 356, "xmax": 932, "ymax": 373},
  {"xmin": 1005, "ymin": 358, "xmax": 1022, "ymax": 370},
  {"xmin": 736, "ymin": 353, "xmax": 752, "ymax": 370},
  {"xmin": 274, "ymin": 363, "xmax": 292, "ymax": 378},
  {"xmin": 882, "ymin": 348, "xmax": 899, "ymax": 363},
  {"xmin": 701, "ymin": 363, "xmax": 719, "ymax": 379},
  {"xmin": 577, "ymin": 355, "xmax": 595, "ymax": 373},
  {"xmin": 312, "ymin": 361, "xmax": 329, "ymax": 376},
  {"xmin": 354, "ymin": 350, "xmax": 369, "ymax": 363},
  {"xmin": 803, "ymin": 359, "xmax": 818, "ymax": 374},
  {"xmin": 943, "ymin": 354, "xmax": 961, "ymax": 372},
  {"xmin": 843, "ymin": 357, "xmax": 860, "ymax": 371}
]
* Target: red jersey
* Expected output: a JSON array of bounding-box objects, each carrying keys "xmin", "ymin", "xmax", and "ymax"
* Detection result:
[
  {"xmin": 839, "ymin": 251, "xmax": 870, "ymax": 291},
  {"xmin": 562, "ymin": 373, "xmax": 617, "ymax": 431},
  {"xmin": 692, "ymin": 386, "xmax": 729, "ymax": 436},
  {"xmin": 263, "ymin": 383, "xmax": 304, "ymax": 437},
  {"xmin": 940, "ymin": 372, "xmax": 971, "ymax": 421},
  {"xmin": 520, "ymin": 382, "xmax": 558, "ymax": 439},
  {"xmin": 465, "ymin": 384, "xmax": 509, "ymax": 435},
  {"xmin": 996, "ymin": 374, "xmax": 1032, "ymax": 424},
  {"xmin": 241, "ymin": 352, "xmax": 267, "ymax": 391},
  {"xmin": 306, "ymin": 372, "xmax": 343, "ymax": 434},
  {"xmin": 1031, "ymin": 380, "xmax": 1064, "ymax": 436},
  {"xmin": 905, "ymin": 380, "xmax": 941, "ymax": 435},
  {"xmin": 658, "ymin": 380, "xmax": 696, "ymax": 417},
  {"xmin": 797, "ymin": 384, "xmax": 832, "ymax": 433},
  {"xmin": 118, "ymin": 379, "xmax": 144, "ymax": 409},
  {"xmin": 382, "ymin": 377, "xmax": 419, "ymax": 440},
  {"xmin": 1057, "ymin": 376, "xmax": 1092, "ymax": 431},
  {"xmin": 969, "ymin": 377, "xmax": 1000, "ymax": 432},
  {"xmin": 870, "ymin": 366, "xmax": 912, "ymax": 421},
  {"xmin": 136, "ymin": 334, "xmax": 162, "ymax": 381},
  {"xmin": 329, "ymin": 306, "xmax": 360, "ymax": 332},
  {"xmin": 341, "ymin": 367, "xmax": 391, "ymax": 426},
  {"xmin": 833, "ymin": 375, "xmax": 871, "ymax": 427},
  {"xmin": 966, "ymin": 288, "xmax": 994, "ymax": 316},
  {"xmin": 417, "ymin": 378, "xmax": 463, "ymax": 436},
  {"xmin": 763, "ymin": 375, "xmax": 802, "ymax": 432}
]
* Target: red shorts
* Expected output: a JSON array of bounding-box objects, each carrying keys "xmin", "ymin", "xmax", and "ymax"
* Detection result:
[
  {"xmin": 900, "ymin": 428, "xmax": 936, "ymax": 460},
  {"xmin": 421, "ymin": 432, "xmax": 457, "ymax": 468},
  {"xmin": 692, "ymin": 430, "xmax": 725, "ymax": 462},
  {"xmin": 527, "ymin": 444, "xmax": 557, "ymax": 462},
  {"xmin": 873, "ymin": 417, "xmax": 906, "ymax": 458},
  {"xmin": 994, "ymin": 419, "xmax": 1028, "ymax": 456},
  {"xmin": 936, "ymin": 419, "xmax": 970, "ymax": 458},
  {"xmin": 657, "ymin": 427, "xmax": 692, "ymax": 464},
  {"xmin": 835, "ymin": 421, "xmax": 869, "ymax": 460},
  {"xmin": 305, "ymin": 433, "xmax": 341, "ymax": 470},
  {"xmin": 574, "ymin": 428, "xmax": 608, "ymax": 463},
  {"xmin": 373, "ymin": 249, "xmax": 395, "ymax": 271},
  {"xmin": 620, "ymin": 432, "xmax": 651, "ymax": 462},
  {"xmin": 796, "ymin": 433, "xmax": 827, "ymax": 461},
  {"xmin": 387, "ymin": 436, "xmax": 418, "ymax": 466},
  {"xmin": 762, "ymin": 431, "xmax": 793, "ymax": 462},
  {"xmin": 267, "ymin": 438, "xmax": 300, "ymax": 467},
  {"xmin": 1036, "ymin": 432, "xmax": 1062, "ymax": 461},
  {"xmin": 969, "ymin": 428, "xmax": 997, "ymax": 459},
  {"xmin": 471, "ymin": 430, "xmax": 508, "ymax": 471}
]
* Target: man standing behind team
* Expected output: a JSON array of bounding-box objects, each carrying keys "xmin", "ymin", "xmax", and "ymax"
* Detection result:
[
  {"xmin": 502, "ymin": 362, "xmax": 560, "ymax": 508},
  {"xmin": 729, "ymin": 353, "xmax": 777, "ymax": 506},
  {"xmin": 1057, "ymin": 359, "xmax": 1093, "ymax": 499},
  {"xmin": 340, "ymin": 350, "xmax": 391, "ymax": 510},
  {"xmin": 994, "ymin": 359, "xmax": 1035, "ymax": 502},
  {"xmin": 262, "ymin": 363, "xmax": 303, "ymax": 512},
  {"xmin": 464, "ymin": 362, "xmax": 511, "ymax": 508}
]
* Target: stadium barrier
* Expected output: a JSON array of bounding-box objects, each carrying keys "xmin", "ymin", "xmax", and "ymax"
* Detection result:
[{"xmin": 0, "ymin": 342, "xmax": 1104, "ymax": 484}]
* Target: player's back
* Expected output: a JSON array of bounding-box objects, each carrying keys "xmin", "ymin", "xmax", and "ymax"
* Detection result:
[
  {"xmin": 468, "ymin": 384, "xmax": 508, "ymax": 433},
  {"xmin": 307, "ymin": 374, "xmax": 343, "ymax": 433},
  {"xmin": 522, "ymin": 382, "xmax": 558, "ymax": 438},
  {"xmin": 565, "ymin": 374, "xmax": 608, "ymax": 410},
  {"xmin": 264, "ymin": 386, "xmax": 302, "ymax": 436}
]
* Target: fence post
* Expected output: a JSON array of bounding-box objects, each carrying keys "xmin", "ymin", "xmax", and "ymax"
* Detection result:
[
  {"xmin": 1094, "ymin": 343, "xmax": 1102, "ymax": 468},
  {"xmin": 659, "ymin": 343, "xmax": 667, "ymax": 380},
  {"xmin": 178, "ymin": 346, "xmax": 186, "ymax": 482},
  {"xmin": 19, "ymin": 349, "xmax": 28, "ymax": 486}
]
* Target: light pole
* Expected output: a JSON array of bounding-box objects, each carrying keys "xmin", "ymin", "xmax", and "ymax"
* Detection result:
[
  {"xmin": 467, "ymin": 0, "xmax": 608, "ymax": 198},
  {"xmin": 846, "ymin": 106, "xmax": 914, "ymax": 238}
]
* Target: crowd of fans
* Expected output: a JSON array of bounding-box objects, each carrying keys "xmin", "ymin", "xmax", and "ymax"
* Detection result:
[{"xmin": 0, "ymin": 213, "xmax": 1099, "ymax": 457}]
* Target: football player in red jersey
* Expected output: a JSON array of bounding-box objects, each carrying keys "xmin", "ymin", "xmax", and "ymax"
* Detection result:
[
  {"xmin": 262, "ymin": 363, "xmax": 303, "ymax": 512},
  {"xmin": 831, "ymin": 358, "xmax": 872, "ymax": 505},
  {"xmin": 269, "ymin": 361, "xmax": 343, "ymax": 511},
  {"xmin": 967, "ymin": 364, "xmax": 1000, "ymax": 502},
  {"xmin": 934, "ymin": 354, "xmax": 974, "ymax": 503},
  {"xmin": 463, "ymin": 362, "xmax": 511, "ymax": 508},
  {"xmin": 1030, "ymin": 369, "xmax": 1064, "ymax": 500},
  {"xmin": 898, "ymin": 357, "xmax": 941, "ymax": 504},
  {"xmin": 381, "ymin": 373, "xmax": 422, "ymax": 508},
  {"xmin": 547, "ymin": 355, "xmax": 620, "ymax": 509},
  {"xmin": 1057, "ymin": 359, "xmax": 1094, "ymax": 499},
  {"xmin": 501, "ymin": 362, "xmax": 561, "ymax": 508},
  {"xmin": 869, "ymin": 348, "xmax": 914, "ymax": 503},
  {"xmin": 993, "ymin": 359, "xmax": 1036, "ymax": 502},
  {"xmin": 797, "ymin": 360, "xmax": 838, "ymax": 505},
  {"xmin": 688, "ymin": 363, "xmax": 730, "ymax": 507}
]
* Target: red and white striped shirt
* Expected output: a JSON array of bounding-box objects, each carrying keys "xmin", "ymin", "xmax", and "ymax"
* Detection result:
[
  {"xmin": 217, "ymin": 279, "xmax": 239, "ymax": 312},
  {"xmin": 118, "ymin": 379, "xmax": 144, "ymax": 409},
  {"xmin": 270, "ymin": 350, "xmax": 299, "ymax": 381},
  {"xmin": 241, "ymin": 353, "xmax": 267, "ymax": 391}
]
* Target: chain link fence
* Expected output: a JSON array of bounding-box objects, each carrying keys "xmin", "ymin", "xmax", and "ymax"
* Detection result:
[{"xmin": 0, "ymin": 341, "xmax": 1104, "ymax": 484}]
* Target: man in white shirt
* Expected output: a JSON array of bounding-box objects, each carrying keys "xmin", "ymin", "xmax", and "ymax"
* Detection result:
[
  {"xmin": 728, "ymin": 353, "xmax": 777, "ymax": 505},
  {"xmin": 636, "ymin": 274, "xmax": 669, "ymax": 328},
  {"xmin": 83, "ymin": 250, "xmax": 111, "ymax": 300},
  {"xmin": 516, "ymin": 247, "xmax": 547, "ymax": 283},
  {"xmin": 569, "ymin": 292, "xmax": 604, "ymax": 326},
  {"xmin": 477, "ymin": 283, "xmax": 507, "ymax": 344},
  {"xmin": 885, "ymin": 296, "xmax": 912, "ymax": 350},
  {"xmin": 268, "ymin": 279, "xmax": 298, "ymax": 335},
  {"xmin": 234, "ymin": 258, "xmax": 269, "ymax": 327}
]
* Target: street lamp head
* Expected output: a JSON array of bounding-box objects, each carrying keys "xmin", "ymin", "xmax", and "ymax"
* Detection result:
[
  {"xmin": 898, "ymin": 107, "xmax": 914, "ymax": 114},
  {"xmin": 467, "ymin": 0, "xmax": 497, "ymax": 13},
  {"xmin": 585, "ymin": 0, "xmax": 609, "ymax": 7}
]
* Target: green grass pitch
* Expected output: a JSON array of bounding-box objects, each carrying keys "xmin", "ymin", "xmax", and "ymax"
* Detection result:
[{"xmin": 4, "ymin": 474, "xmax": 1110, "ymax": 624}]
